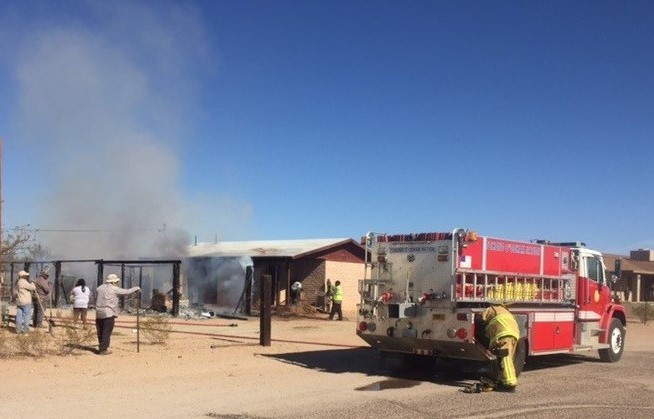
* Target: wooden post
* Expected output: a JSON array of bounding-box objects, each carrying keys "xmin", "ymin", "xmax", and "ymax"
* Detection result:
[
  {"xmin": 96, "ymin": 260, "xmax": 104, "ymax": 288},
  {"xmin": 136, "ymin": 290, "xmax": 141, "ymax": 353},
  {"xmin": 172, "ymin": 262, "xmax": 180, "ymax": 317},
  {"xmin": 54, "ymin": 261, "xmax": 62, "ymax": 307},
  {"xmin": 244, "ymin": 266, "xmax": 252, "ymax": 316},
  {"xmin": 260, "ymin": 274, "xmax": 272, "ymax": 346}
]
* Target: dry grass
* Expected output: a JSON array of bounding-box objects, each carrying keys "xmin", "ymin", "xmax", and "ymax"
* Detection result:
[
  {"xmin": 0, "ymin": 309, "xmax": 97, "ymax": 358},
  {"xmin": 12, "ymin": 329, "xmax": 50, "ymax": 357},
  {"xmin": 56, "ymin": 324, "xmax": 95, "ymax": 355},
  {"xmin": 273, "ymin": 303, "xmax": 322, "ymax": 319},
  {"xmin": 139, "ymin": 314, "xmax": 172, "ymax": 345}
]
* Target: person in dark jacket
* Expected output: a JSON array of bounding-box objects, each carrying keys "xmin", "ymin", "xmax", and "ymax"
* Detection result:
[{"xmin": 32, "ymin": 271, "xmax": 52, "ymax": 328}]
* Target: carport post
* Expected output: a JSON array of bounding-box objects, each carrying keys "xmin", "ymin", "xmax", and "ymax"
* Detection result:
[
  {"xmin": 260, "ymin": 274, "xmax": 272, "ymax": 346},
  {"xmin": 96, "ymin": 260, "xmax": 104, "ymax": 288},
  {"xmin": 54, "ymin": 261, "xmax": 62, "ymax": 307},
  {"xmin": 172, "ymin": 262, "xmax": 180, "ymax": 317}
]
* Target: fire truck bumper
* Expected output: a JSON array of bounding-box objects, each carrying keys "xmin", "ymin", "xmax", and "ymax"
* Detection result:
[{"xmin": 356, "ymin": 331, "xmax": 491, "ymax": 361}]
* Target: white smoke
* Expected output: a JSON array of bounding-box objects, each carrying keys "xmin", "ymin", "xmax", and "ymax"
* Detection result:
[{"xmin": 3, "ymin": 2, "xmax": 233, "ymax": 259}]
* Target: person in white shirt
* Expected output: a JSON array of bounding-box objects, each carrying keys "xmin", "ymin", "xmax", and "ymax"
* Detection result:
[
  {"xmin": 70, "ymin": 278, "xmax": 91, "ymax": 328},
  {"xmin": 291, "ymin": 281, "xmax": 302, "ymax": 304}
]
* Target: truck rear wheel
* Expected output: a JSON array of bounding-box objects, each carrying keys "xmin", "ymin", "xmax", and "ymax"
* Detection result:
[
  {"xmin": 514, "ymin": 338, "xmax": 527, "ymax": 376},
  {"xmin": 598, "ymin": 318, "xmax": 625, "ymax": 362}
]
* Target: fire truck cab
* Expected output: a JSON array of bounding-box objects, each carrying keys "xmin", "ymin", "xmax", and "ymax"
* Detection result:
[{"xmin": 356, "ymin": 229, "xmax": 626, "ymax": 373}]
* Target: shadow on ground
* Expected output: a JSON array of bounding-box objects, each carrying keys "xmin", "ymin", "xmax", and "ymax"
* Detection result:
[
  {"xmin": 260, "ymin": 347, "xmax": 609, "ymax": 392},
  {"xmin": 259, "ymin": 348, "xmax": 486, "ymax": 390},
  {"xmin": 523, "ymin": 352, "xmax": 599, "ymax": 372}
]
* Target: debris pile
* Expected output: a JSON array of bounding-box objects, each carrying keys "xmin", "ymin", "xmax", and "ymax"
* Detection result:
[{"xmin": 273, "ymin": 303, "xmax": 322, "ymax": 319}]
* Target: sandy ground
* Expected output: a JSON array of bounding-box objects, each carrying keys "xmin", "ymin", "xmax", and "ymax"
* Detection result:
[{"xmin": 0, "ymin": 308, "xmax": 652, "ymax": 419}]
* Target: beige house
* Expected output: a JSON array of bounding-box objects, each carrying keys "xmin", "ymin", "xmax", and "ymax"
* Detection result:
[
  {"xmin": 187, "ymin": 238, "xmax": 366, "ymax": 315},
  {"xmin": 604, "ymin": 249, "xmax": 654, "ymax": 302}
]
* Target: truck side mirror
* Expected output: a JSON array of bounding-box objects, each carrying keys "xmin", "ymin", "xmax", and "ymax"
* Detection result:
[{"xmin": 614, "ymin": 259, "xmax": 622, "ymax": 279}]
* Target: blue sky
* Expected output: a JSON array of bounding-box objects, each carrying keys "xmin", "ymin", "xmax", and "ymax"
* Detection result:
[{"xmin": 1, "ymin": 0, "xmax": 653, "ymax": 257}]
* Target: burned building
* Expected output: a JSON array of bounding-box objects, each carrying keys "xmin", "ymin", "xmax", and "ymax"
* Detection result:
[{"xmin": 186, "ymin": 238, "xmax": 365, "ymax": 314}]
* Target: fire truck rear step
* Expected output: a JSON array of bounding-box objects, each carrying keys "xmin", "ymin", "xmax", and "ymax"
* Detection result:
[{"xmin": 573, "ymin": 343, "xmax": 609, "ymax": 352}]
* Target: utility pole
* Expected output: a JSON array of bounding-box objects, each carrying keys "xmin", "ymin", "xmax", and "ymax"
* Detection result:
[
  {"xmin": 0, "ymin": 138, "xmax": 3, "ymax": 271},
  {"xmin": 0, "ymin": 139, "xmax": 3, "ymax": 325}
]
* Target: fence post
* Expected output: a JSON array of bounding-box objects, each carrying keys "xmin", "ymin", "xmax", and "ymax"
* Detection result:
[{"xmin": 260, "ymin": 274, "xmax": 272, "ymax": 346}]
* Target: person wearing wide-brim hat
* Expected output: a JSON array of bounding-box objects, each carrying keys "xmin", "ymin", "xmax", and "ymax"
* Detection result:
[
  {"xmin": 94, "ymin": 274, "xmax": 140, "ymax": 355},
  {"xmin": 15, "ymin": 270, "xmax": 36, "ymax": 334}
]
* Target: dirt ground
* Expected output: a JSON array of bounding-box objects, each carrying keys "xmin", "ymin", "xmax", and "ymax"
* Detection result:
[{"xmin": 0, "ymin": 307, "xmax": 652, "ymax": 419}]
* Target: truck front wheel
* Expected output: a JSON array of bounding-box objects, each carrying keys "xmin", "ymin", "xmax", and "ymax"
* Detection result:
[{"xmin": 598, "ymin": 318, "xmax": 625, "ymax": 363}]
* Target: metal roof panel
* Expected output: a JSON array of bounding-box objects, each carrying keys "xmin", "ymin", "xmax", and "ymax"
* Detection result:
[{"xmin": 187, "ymin": 238, "xmax": 354, "ymax": 258}]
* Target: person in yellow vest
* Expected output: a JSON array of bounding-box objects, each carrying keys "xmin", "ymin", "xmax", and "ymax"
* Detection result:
[
  {"xmin": 481, "ymin": 305, "xmax": 520, "ymax": 392},
  {"xmin": 328, "ymin": 280, "xmax": 343, "ymax": 321}
]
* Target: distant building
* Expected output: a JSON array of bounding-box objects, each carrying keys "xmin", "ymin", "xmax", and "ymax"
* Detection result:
[
  {"xmin": 604, "ymin": 249, "xmax": 654, "ymax": 302},
  {"xmin": 187, "ymin": 238, "xmax": 366, "ymax": 313}
]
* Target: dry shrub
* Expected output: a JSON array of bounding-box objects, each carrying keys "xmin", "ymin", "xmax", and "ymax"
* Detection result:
[
  {"xmin": 140, "ymin": 315, "xmax": 172, "ymax": 345},
  {"xmin": 0, "ymin": 327, "xmax": 12, "ymax": 358},
  {"xmin": 14, "ymin": 330, "xmax": 49, "ymax": 357},
  {"xmin": 56, "ymin": 323, "xmax": 95, "ymax": 355}
]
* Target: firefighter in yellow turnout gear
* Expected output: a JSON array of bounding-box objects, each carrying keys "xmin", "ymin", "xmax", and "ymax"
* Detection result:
[{"xmin": 480, "ymin": 305, "xmax": 520, "ymax": 392}]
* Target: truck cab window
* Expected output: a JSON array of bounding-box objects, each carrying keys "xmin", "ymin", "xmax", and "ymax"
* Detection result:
[{"xmin": 586, "ymin": 257, "xmax": 604, "ymax": 284}]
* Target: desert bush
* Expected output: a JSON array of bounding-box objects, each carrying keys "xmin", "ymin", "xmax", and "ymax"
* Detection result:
[
  {"xmin": 56, "ymin": 325, "xmax": 95, "ymax": 355},
  {"xmin": 14, "ymin": 330, "xmax": 49, "ymax": 357},
  {"xmin": 140, "ymin": 315, "xmax": 172, "ymax": 345},
  {"xmin": 0, "ymin": 327, "xmax": 13, "ymax": 358}
]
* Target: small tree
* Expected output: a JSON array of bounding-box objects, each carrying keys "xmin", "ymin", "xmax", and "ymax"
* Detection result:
[{"xmin": 1, "ymin": 225, "xmax": 51, "ymax": 261}]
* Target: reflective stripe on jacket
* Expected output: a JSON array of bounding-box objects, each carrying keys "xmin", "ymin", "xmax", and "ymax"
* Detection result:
[{"xmin": 481, "ymin": 305, "xmax": 519, "ymax": 345}]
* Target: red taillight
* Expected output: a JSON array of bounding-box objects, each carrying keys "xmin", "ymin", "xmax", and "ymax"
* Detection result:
[
  {"xmin": 358, "ymin": 321, "xmax": 368, "ymax": 331},
  {"xmin": 456, "ymin": 327, "xmax": 468, "ymax": 339}
]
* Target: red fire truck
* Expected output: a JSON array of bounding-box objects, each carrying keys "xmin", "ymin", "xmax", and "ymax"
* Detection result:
[{"xmin": 356, "ymin": 229, "xmax": 626, "ymax": 374}]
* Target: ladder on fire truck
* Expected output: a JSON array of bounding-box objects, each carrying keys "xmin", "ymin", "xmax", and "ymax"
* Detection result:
[{"xmin": 454, "ymin": 270, "xmax": 575, "ymax": 304}]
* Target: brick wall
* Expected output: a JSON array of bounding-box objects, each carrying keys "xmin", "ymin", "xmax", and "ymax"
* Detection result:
[{"xmin": 292, "ymin": 259, "xmax": 324, "ymax": 306}]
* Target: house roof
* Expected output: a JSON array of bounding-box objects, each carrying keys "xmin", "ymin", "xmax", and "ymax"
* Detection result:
[
  {"xmin": 604, "ymin": 253, "xmax": 654, "ymax": 275},
  {"xmin": 187, "ymin": 238, "xmax": 360, "ymax": 259}
]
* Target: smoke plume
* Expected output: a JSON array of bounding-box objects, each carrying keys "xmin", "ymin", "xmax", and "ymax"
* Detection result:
[{"xmin": 6, "ymin": 2, "xmax": 214, "ymax": 259}]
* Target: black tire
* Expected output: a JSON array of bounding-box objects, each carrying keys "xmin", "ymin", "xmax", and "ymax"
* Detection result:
[
  {"xmin": 599, "ymin": 318, "xmax": 625, "ymax": 362},
  {"xmin": 514, "ymin": 338, "xmax": 527, "ymax": 376}
]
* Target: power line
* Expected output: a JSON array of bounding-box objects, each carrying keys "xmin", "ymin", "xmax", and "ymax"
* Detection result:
[
  {"xmin": 34, "ymin": 228, "xmax": 161, "ymax": 233},
  {"xmin": 2, "ymin": 225, "xmax": 167, "ymax": 233}
]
